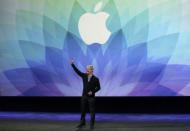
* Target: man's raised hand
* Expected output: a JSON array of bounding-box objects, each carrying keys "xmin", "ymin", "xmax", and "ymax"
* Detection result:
[{"xmin": 70, "ymin": 59, "xmax": 74, "ymax": 64}]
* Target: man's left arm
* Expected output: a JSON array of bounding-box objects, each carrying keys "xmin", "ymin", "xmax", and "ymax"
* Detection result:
[
  {"xmin": 88, "ymin": 78, "xmax": 101, "ymax": 96},
  {"xmin": 93, "ymin": 78, "xmax": 101, "ymax": 93}
]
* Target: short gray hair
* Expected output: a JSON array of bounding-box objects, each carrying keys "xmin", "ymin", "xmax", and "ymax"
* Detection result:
[{"xmin": 86, "ymin": 65, "xmax": 94, "ymax": 70}]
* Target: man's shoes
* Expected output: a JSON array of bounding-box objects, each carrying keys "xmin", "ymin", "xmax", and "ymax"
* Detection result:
[{"xmin": 76, "ymin": 123, "xmax": 85, "ymax": 128}]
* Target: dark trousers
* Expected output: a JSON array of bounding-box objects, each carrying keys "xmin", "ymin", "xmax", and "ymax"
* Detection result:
[{"xmin": 80, "ymin": 96, "xmax": 95, "ymax": 126}]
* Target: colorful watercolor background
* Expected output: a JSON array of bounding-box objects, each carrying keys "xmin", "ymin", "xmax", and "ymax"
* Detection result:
[{"xmin": 0, "ymin": 0, "xmax": 190, "ymax": 96}]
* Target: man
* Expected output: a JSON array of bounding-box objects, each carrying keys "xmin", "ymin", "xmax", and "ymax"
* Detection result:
[{"xmin": 70, "ymin": 60, "xmax": 100, "ymax": 130}]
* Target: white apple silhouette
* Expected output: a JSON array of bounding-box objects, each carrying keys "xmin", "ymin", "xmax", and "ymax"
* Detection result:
[{"xmin": 78, "ymin": 1, "xmax": 111, "ymax": 45}]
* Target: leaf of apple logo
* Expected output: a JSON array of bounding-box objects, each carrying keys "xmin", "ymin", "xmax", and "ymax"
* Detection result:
[{"xmin": 78, "ymin": 1, "xmax": 111, "ymax": 45}]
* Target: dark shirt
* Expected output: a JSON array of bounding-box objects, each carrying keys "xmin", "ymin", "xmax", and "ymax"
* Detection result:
[{"xmin": 71, "ymin": 63, "xmax": 101, "ymax": 97}]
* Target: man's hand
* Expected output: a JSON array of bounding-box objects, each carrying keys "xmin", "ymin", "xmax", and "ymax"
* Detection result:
[
  {"xmin": 70, "ymin": 59, "xmax": 74, "ymax": 64},
  {"xmin": 88, "ymin": 91, "xmax": 92, "ymax": 96}
]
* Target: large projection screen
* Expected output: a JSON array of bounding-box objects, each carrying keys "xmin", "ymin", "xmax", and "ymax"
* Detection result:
[{"xmin": 0, "ymin": 0, "xmax": 190, "ymax": 96}]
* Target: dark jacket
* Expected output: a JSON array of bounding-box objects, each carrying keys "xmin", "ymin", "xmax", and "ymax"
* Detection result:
[{"xmin": 71, "ymin": 63, "xmax": 100, "ymax": 97}]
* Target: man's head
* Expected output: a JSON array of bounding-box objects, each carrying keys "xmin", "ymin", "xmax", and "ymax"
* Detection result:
[{"xmin": 86, "ymin": 65, "xmax": 94, "ymax": 75}]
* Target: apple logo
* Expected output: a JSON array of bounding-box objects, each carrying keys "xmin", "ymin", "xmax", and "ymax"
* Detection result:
[{"xmin": 78, "ymin": 1, "xmax": 111, "ymax": 45}]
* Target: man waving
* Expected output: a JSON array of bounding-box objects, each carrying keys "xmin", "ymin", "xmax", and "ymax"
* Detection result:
[{"xmin": 70, "ymin": 60, "xmax": 100, "ymax": 130}]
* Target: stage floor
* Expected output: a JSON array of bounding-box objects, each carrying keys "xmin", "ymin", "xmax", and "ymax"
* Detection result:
[{"xmin": 0, "ymin": 112, "xmax": 190, "ymax": 131}]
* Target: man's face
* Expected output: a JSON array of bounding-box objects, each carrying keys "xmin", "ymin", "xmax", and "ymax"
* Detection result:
[{"xmin": 86, "ymin": 67, "xmax": 93, "ymax": 75}]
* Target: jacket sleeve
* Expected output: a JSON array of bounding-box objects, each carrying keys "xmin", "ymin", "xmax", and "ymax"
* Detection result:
[
  {"xmin": 71, "ymin": 63, "xmax": 85, "ymax": 77},
  {"xmin": 93, "ymin": 78, "xmax": 101, "ymax": 93}
]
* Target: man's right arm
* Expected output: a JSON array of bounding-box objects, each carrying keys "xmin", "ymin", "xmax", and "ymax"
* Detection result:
[{"xmin": 71, "ymin": 63, "xmax": 85, "ymax": 77}]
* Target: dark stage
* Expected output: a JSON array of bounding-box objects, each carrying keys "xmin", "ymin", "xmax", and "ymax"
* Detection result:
[
  {"xmin": 1, "ymin": 97, "xmax": 190, "ymax": 130},
  {"xmin": 0, "ymin": 112, "xmax": 190, "ymax": 131},
  {"xmin": 1, "ymin": 97, "xmax": 190, "ymax": 113}
]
